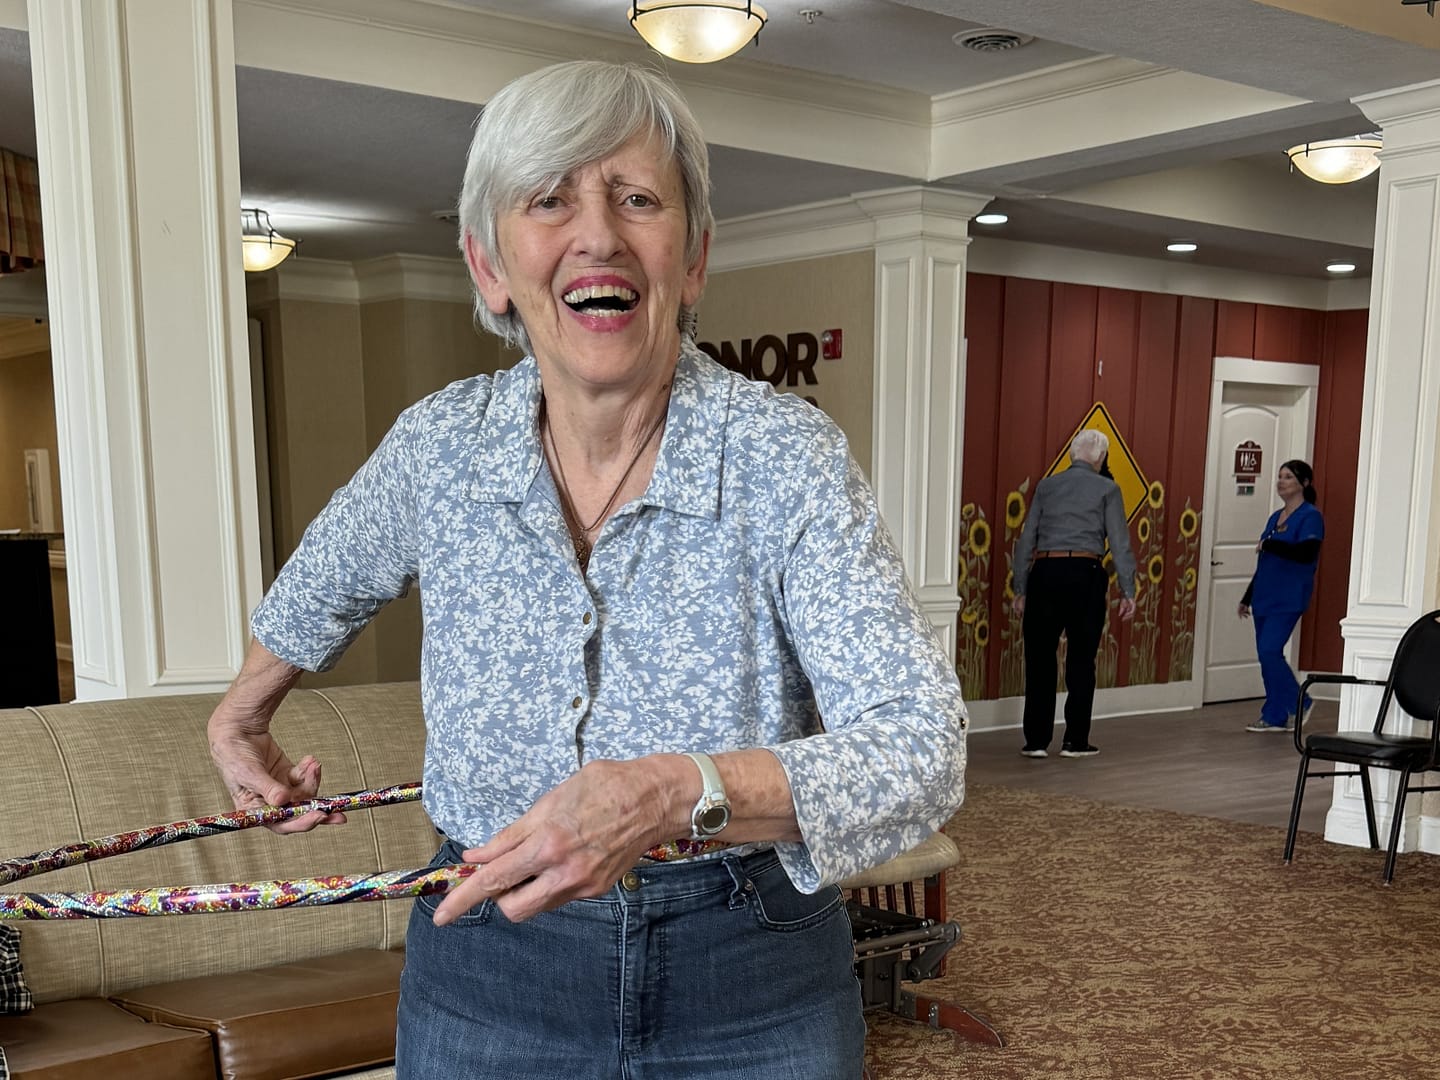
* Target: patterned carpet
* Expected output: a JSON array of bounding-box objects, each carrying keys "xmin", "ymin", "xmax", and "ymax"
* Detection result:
[{"xmin": 863, "ymin": 783, "xmax": 1440, "ymax": 1080}]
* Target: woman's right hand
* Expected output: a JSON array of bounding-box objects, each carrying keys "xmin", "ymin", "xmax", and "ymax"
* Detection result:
[{"xmin": 1237, "ymin": 602, "xmax": 1250, "ymax": 619}]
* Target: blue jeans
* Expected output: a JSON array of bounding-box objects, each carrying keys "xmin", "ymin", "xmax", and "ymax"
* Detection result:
[
  {"xmin": 1254, "ymin": 610, "xmax": 1310, "ymax": 726},
  {"xmin": 397, "ymin": 838, "xmax": 866, "ymax": 1079}
]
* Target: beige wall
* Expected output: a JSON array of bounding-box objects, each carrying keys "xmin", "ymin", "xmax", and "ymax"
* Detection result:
[
  {"xmin": 258, "ymin": 292, "xmax": 508, "ymax": 686},
  {"xmin": 0, "ymin": 347, "xmax": 62, "ymax": 532},
  {"xmin": 699, "ymin": 251, "xmax": 875, "ymax": 475}
]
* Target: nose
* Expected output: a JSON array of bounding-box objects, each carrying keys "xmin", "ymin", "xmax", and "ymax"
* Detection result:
[{"xmin": 570, "ymin": 193, "xmax": 625, "ymax": 262}]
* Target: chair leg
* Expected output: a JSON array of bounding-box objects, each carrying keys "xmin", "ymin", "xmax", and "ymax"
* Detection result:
[
  {"xmin": 1383, "ymin": 770, "xmax": 1413, "ymax": 884},
  {"xmin": 1359, "ymin": 767, "xmax": 1379, "ymax": 850},
  {"xmin": 1284, "ymin": 751, "xmax": 1311, "ymax": 863}
]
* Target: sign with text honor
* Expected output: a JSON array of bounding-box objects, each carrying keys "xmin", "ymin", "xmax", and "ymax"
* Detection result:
[
  {"xmin": 1045, "ymin": 402, "xmax": 1151, "ymax": 522},
  {"xmin": 696, "ymin": 329, "xmax": 844, "ymax": 407}
]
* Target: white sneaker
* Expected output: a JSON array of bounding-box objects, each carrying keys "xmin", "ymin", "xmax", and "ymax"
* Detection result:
[
  {"xmin": 1245, "ymin": 719, "xmax": 1287, "ymax": 732},
  {"xmin": 1019, "ymin": 748, "xmax": 1048, "ymax": 758}
]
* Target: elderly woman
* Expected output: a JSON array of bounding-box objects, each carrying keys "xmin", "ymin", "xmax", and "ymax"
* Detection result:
[{"xmin": 208, "ymin": 60, "xmax": 966, "ymax": 1078}]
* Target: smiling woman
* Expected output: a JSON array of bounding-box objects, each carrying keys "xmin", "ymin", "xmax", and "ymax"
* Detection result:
[{"xmin": 203, "ymin": 59, "xmax": 967, "ymax": 1080}]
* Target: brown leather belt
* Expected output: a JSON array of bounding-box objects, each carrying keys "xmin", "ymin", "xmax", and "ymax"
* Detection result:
[{"xmin": 1033, "ymin": 550, "xmax": 1101, "ymax": 560}]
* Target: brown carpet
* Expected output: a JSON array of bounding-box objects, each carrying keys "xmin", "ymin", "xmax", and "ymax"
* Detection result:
[{"xmin": 864, "ymin": 783, "xmax": 1440, "ymax": 1079}]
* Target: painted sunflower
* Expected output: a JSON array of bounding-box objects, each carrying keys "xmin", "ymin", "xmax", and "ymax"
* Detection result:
[
  {"xmin": 1184, "ymin": 566, "xmax": 1197, "ymax": 591},
  {"xmin": 1147, "ymin": 480, "xmax": 1165, "ymax": 509},
  {"xmin": 961, "ymin": 606, "xmax": 979, "ymax": 624},
  {"xmin": 975, "ymin": 620, "xmax": 990, "ymax": 647},
  {"xmin": 1180, "ymin": 507, "xmax": 1199, "ymax": 538},
  {"xmin": 957, "ymin": 556, "xmax": 968, "ymax": 586},
  {"xmin": 1137, "ymin": 517, "xmax": 1151, "ymax": 544},
  {"xmin": 1005, "ymin": 491, "xmax": 1027, "ymax": 529},
  {"xmin": 1148, "ymin": 554, "xmax": 1165, "ymax": 583},
  {"xmin": 969, "ymin": 518, "xmax": 991, "ymax": 556},
  {"xmin": 1003, "ymin": 570, "xmax": 1015, "ymax": 601}
]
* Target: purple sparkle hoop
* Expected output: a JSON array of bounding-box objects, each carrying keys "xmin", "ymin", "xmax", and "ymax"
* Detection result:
[{"xmin": 0, "ymin": 782, "xmax": 475, "ymax": 920}]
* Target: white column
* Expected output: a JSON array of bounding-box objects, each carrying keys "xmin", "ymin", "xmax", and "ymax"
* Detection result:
[
  {"xmin": 28, "ymin": 0, "xmax": 261, "ymax": 698},
  {"xmin": 1328, "ymin": 80, "xmax": 1440, "ymax": 849},
  {"xmin": 855, "ymin": 187, "xmax": 991, "ymax": 657}
]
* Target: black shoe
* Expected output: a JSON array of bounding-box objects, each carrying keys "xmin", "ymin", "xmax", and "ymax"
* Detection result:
[{"xmin": 1059, "ymin": 744, "xmax": 1099, "ymax": 758}]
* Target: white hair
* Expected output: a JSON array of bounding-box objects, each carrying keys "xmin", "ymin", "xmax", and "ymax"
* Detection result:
[
  {"xmin": 1070, "ymin": 429, "xmax": 1110, "ymax": 466},
  {"xmin": 456, "ymin": 60, "xmax": 714, "ymax": 352}
]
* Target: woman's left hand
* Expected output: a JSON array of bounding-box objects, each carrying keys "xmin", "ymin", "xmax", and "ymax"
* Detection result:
[{"xmin": 430, "ymin": 756, "xmax": 687, "ymax": 925}]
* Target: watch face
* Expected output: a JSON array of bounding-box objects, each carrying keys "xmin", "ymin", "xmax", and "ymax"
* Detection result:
[{"xmin": 697, "ymin": 804, "xmax": 730, "ymax": 834}]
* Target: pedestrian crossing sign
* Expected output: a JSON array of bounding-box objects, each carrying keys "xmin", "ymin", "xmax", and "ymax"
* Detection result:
[{"xmin": 1044, "ymin": 403, "xmax": 1151, "ymax": 522}]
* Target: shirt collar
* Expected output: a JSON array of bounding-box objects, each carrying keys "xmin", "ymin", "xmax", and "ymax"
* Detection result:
[{"xmin": 467, "ymin": 341, "xmax": 727, "ymax": 522}]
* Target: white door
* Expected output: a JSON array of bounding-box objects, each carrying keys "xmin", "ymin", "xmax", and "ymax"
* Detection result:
[{"xmin": 1202, "ymin": 383, "xmax": 1310, "ymax": 703}]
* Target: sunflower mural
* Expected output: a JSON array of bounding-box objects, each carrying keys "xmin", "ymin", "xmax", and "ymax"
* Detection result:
[
  {"xmin": 1128, "ymin": 481, "xmax": 1166, "ymax": 685},
  {"xmin": 1095, "ymin": 549, "xmax": 1120, "ymax": 690},
  {"xmin": 1168, "ymin": 499, "xmax": 1202, "ymax": 682},
  {"xmin": 954, "ymin": 503, "xmax": 992, "ymax": 700},
  {"xmin": 998, "ymin": 480, "xmax": 1030, "ymax": 699}
]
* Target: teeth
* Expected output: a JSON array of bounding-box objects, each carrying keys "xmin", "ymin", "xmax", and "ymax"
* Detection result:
[{"xmin": 562, "ymin": 284, "xmax": 638, "ymax": 304}]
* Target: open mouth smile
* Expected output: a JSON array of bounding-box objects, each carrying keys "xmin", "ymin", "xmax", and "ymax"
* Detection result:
[{"xmin": 562, "ymin": 283, "xmax": 640, "ymax": 318}]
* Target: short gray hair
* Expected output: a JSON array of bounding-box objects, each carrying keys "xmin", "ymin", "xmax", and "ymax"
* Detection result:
[
  {"xmin": 457, "ymin": 60, "xmax": 714, "ymax": 352},
  {"xmin": 1070, "ymin": 428, "xmax": 1110, "ymax": 466}
]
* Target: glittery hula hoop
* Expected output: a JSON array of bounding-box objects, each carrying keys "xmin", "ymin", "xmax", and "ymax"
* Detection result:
[{"xmin": 0, "ymin": 781, "xmax": 475, "ymax": 920}]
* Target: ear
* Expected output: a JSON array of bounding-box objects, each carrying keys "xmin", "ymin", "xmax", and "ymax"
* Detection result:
[
  {"xmin": 681, "ymin": 230, "xmax": 710, "ymax": 308},
  {"xmin": 463, "ymin": 231, "xmax": 512, "ymax": 316}
]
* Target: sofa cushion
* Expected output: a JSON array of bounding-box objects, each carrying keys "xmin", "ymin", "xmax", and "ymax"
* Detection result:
[
  {"xmin": 0, "ymin": 927, "xmax": 32, "ymax": 1015},
  {"xmin": 110, "ymin": 948, "xmax": 404, "ymax": 1080},
  {"xmin": 0, "ymin": 998, "xmax": 213, "ymax": 1080}
]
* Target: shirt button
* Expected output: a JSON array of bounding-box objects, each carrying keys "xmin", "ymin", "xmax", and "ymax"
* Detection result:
[
  {"xmin": 571, "ymin": 696, "xmax": 583, "ymax": 709},
  {"xmin": 582, "ymin": 612, "xmax": 592, "ymax": 625},
  {"xmin": 621, "ymin": 871, "xmax": 641, "ymax": 891}
]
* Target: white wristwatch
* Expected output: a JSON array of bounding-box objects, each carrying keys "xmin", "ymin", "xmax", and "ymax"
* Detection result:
[{"xmin": 683, "ymin": 752, "xmax": 732, "ymax": 840}]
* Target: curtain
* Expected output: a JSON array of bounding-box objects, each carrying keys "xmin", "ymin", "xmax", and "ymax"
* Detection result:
[{"xmin": 0, "ymin": 147, "xmax": 43, "ymax": 275}]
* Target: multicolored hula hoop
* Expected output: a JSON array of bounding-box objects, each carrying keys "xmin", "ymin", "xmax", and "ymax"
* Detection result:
[{"xmin": 0, "ymin": 782, "xmax": 475, "ymax": 920}]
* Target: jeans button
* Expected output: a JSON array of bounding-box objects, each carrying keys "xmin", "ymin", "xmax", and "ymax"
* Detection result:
[{"xmin": 621, "ymin": 871, "xmax": 641, "ymax": 891}]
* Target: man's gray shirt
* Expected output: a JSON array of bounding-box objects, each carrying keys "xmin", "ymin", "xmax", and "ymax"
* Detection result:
[{"xmin": 1012, "ymin": 461, "xmax": 1137, "ymax": 599}]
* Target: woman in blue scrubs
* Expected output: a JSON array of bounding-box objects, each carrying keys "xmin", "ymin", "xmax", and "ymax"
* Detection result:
[{"xmin": 1238, "ymin": 460, "xmax": 1324, "ymax": 732}]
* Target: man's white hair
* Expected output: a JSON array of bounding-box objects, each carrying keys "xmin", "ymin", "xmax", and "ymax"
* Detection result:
[{"xmin": 1070, "ymin": 428, "xmax": 1109, "ymax": 466}]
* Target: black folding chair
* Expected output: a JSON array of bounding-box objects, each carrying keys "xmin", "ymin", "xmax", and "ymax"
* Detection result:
[{"xmin": 1283, "ymin": 608, "xmax": 1440, "ymax": 882}]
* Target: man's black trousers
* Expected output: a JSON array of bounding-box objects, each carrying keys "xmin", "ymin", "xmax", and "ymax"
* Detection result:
[{"xmin": 1021, "ymin": 556, "xmax": 1110, "ymax": 750}]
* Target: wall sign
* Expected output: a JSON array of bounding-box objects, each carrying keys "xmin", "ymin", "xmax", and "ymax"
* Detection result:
[
  {"xmin": 1233, "ymin": 439, "xmax": 1261, "ymax": 496},
  {"xmin": 697, "ymin": 328, "xmax": 843, "ymax": 389}
]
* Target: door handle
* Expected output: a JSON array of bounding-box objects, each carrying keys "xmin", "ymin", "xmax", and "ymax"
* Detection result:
[{"xmin": 1210, "ymin": 560, "xmax": 1223, "ymax": 567}]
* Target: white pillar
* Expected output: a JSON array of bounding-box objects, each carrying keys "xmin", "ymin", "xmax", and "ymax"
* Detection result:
[
  {"xmin": 856, "ymin": 187, "xmax": 990, "ymax": 658},
  {"xmin": 1328, "ymin": 80, "xmax": 1440, "ymax": 849},
  {"xmin": 28, "ymin": 0, "xmax": 261, "ymax": 698}
]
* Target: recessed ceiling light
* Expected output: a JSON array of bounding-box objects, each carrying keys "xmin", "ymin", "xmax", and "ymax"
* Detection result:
[
  {"xmin": 1167, "ymin": 241, "xmax": 1198, "ymax": 253},
  {"xmin": 974, "ymin": 212, "xmax": 1008, "ymax": 225},
  {"xmin": 1326, "ymin": 261, "xmax": 1357, "ymax": 274}
]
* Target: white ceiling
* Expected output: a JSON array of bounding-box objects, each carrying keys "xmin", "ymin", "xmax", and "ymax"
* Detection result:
[{"xmin": 2, "ymin": 0, "xmax": 1439, "ymax": 289}]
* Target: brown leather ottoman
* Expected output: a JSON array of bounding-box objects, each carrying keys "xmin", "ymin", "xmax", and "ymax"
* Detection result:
[
  {"xmin": 0, "ymin": 998, "xmax": 214, "ymax": 1080},
  {"xmin": 109, "ymin": 948, "xmax": 404, "ymax": 1080}
]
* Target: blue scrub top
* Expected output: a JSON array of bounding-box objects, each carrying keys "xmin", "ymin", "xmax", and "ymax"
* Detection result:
[{"xmin": 1250, "ymin": 501, "xmax": 1324, "ymax": 615}]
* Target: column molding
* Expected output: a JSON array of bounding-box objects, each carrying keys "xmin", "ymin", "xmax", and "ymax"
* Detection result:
[
  {"xmin": 856, "ymin": 187, "xmax": 991, "ymax": 654},
  {"xmin": 1327, "ymin": 79, "xmax": 1440, "ymax": 848},
  {"xmin": 28, "ymin": 0, "xmax": 261, "ymax": 698}
]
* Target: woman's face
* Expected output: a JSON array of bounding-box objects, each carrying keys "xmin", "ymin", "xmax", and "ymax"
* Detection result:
[
  {"xmin": 465, "ymin": 134, "xmax": 708, "ymax": 396},
  {"xmin": 1276, "ymin": 466, "xmax": 1302, "ymax": 500}
]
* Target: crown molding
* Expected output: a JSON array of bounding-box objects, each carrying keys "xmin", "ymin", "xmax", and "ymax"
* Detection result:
[
  {"xmin": 274, "ymin": 257, "xmax": 359, "ymax": 303},
  {"xmin": 354, "ymin": 253, "xmax": 472, "ymax": 303},
  {"xmin": 931, "ymin": 56, "xmax": 1165, "ymax": 126}
]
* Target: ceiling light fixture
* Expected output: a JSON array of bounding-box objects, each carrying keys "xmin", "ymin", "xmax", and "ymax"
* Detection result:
[
  {"xmin": 974, "ymin": 212, "xmax": 1008, "ymax": 225},
  {"xmin": 1285, "ymin": 134, "xmax": 1382, "ymax": 184},
  {"xmin": 1326, "ymin": 261, "xmax": 1357, "ymax": 274},
  {"xmin": 629, "ymin": 1, "xmax": 767, "ymax": 63},
  {"xmin": 240, "ymin": 208, "xmax": 298, "ymax": 272},
  {"xmin": 1167, "ymin": 241, "xmax": 1197, "ymax": 253}
]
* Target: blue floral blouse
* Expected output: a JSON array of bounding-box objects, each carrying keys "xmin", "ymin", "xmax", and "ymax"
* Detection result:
[{"xmin": 252, "ymin": 342, "xmax": 967, "ymax": 891}]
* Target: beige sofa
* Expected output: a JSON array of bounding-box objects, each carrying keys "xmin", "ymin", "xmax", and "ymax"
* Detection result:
[{"xmin": 0, "ymin": 682, "xmax": 436, "ymax": 1080}]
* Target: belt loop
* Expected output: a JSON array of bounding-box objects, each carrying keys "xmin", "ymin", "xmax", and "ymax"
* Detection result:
[{"xmin": 722, "ymin": 855, "xmax": 750, "ymax": 910}]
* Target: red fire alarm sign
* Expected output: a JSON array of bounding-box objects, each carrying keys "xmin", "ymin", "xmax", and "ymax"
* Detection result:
[{"xmin": 821, "ymin": 329, "xmax": 842, "ymax": 360}]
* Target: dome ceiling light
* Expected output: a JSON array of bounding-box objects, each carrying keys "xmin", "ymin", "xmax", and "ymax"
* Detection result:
[
  {"xmin": 629, "ymin": 2, "xmax": 768, "ymax": 64},
  {"xmin": 240, "ymin": 208, "xmax": 298, "ymax": 272},
  {"xmin": 1285, "ymin": 135, "xmax": 1382, "ymax": 185}
]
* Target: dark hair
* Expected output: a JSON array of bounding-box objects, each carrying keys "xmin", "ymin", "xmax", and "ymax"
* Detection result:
[{"xmin": 1280, "ymin": 459, "xmax": 1316, "ymax": 503}]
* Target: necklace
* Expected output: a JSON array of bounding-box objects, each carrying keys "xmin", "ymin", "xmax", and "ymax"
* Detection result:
[{"xmin": 543, "ymin": 399, "xmax": 667, "ymax": 569}]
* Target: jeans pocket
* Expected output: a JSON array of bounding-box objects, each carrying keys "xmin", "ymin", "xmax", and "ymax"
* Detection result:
[
  {"xmin": 745, "ymin": 862, "xmax": 844, "ymax": 933},
  {"xmin": 413, "ymin": 838, "xmax": 494, "ymax": 927}
]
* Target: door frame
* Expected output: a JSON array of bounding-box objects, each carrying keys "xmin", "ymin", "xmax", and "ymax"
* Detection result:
[{"xmin": 1196, "ymin": 357, "xmax": 1320, "ymax": 704}]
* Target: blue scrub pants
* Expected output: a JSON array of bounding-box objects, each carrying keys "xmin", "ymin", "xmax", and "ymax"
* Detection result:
[
  {"xmin": 1254, "ymin": 610, "xmax": 1310, "ymax": 726},
  {"xmin": 397, "ymin": 838, "xmax": 866, "ymax": 1079}
]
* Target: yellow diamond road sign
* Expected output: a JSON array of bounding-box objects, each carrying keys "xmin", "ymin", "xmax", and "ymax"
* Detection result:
[{"xmin": 1045, "ymin": 402, "xmax": 1150, "ymax": 523}]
